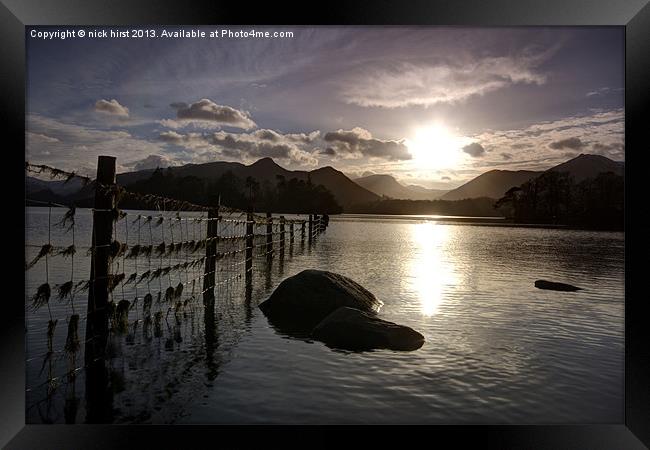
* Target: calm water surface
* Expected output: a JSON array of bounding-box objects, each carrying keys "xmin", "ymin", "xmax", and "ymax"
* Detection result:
[{"xmin": 25, "ymin": 208, "xmax": 624, "ymax": 424}]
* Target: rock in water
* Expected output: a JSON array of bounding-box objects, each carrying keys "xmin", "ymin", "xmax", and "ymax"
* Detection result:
[
  {"xmin": 534, "ymin": 279, "xmax": 582, "ymax": 292},
  {"xmin": 312, "ymin": 307, "xmax": 425, "ymax": 351},
  {"xmin": 259, "ymin": 269, "xmax": 382, "ymax": 332}
]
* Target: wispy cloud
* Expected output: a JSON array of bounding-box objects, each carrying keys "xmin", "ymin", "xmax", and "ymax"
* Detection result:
[
  {"xmin": 26, "ymin": 114, "xmax": 167, "ymax": 174},
  {"xmin": 472, "ymin": 108, "xmax": 624, "ymax": 170},
  {"xmin": 339, "ymin": 53, "xmax": 548, "ymax": 108},
  {"xmin": 586, "ymin": 87, "xmax": 623, "ymax": 97}
]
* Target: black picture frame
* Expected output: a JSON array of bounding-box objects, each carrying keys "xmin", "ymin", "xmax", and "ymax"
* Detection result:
[{"xmin": 3, "ymin": 1, "xmax": 649, "ymax": 448}]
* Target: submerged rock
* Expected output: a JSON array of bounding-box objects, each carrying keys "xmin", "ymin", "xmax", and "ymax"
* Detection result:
[
  {"xmin": 312, "ymin": 307, "xmax": 425, "ymax": 351},
  {"xmin": 259, "ymin": 269, "xmax": 382, "ymax": 332},
  {"xmin": 534, "ymin": 279, "xmax": 582, "ymax": 292}
]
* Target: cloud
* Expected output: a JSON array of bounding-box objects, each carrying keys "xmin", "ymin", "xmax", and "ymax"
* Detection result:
[
  {"xmin": 500, "ymin": 152, "xmax": 513, "ymax": 160},
  {"xmin": 340, "ymin": 54, "xmax": 547, "ymax": 108},
  {"xmin": 26, "ymin": 132, "xmax": 60, "ymax": 143},
  {"xmin": 26, "ymin": 114, "xmax": 166, "ymax": 175},
  {"xmin": 592, "ymin": 142, "xmax": 624, "ymax": 158},
  {"xmin": 468, "ymin": 109, "xmax": 624, "ymax": 172},
  {"xmin": 160, "ymin": 128, "xmax": 319, "ymax": 167},
  {"xmin": 586, "ymin": 87, "xmax": 623, "ymax": 97},
  {"xmin": 592, "ymin": 142, "xmax": 623, "ymax": 152},
  {"xmin": 319, "ymin": 147, "xmax": 337, "ymax": 156},
  {"xmin": 251, "ymin": 129, "xmax": 320, "ymax": 144},
  {"xmin": 124, "ymin": 154, "xmax": 179, "ymax": 171},
  {"xmin": 94, "ymin": 99, "xmax": 130, "ymax": 117},
  {"xmin": 462, "ymin": 142, "xmax": 486, "ymax": 157},
  {"xmin": 159, "ymin": 130, "xmax": 212, "ymax": 149},
  {"xmin": 441, "ymin": 176, "xmax": 451, "ymax": 180},
  {"xmin": 548, "ymin": 137, "xmax": 585, "ymax": 150},
  {"xmin": 323, "ymin": 127, "xmax": 411, "ymax": 161},
  {"xmin": 164, "ymin": 98, "xmax": 256, "ymax": 130}
]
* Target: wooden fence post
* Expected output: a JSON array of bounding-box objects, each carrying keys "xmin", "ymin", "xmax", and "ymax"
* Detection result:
[
  {"xmin": 203, "ymin": 207, "xmax": 219, "ymax": 305},
  {"xmin": 308, "ymin": 214, "xmax": 313, "ymax": 245},
  {"xmin": 290, "ymin": 221, "xmax": 295, "ymax": 243},
  {"xmin": 301, "ymin": 220, "xmax": 305, "ymax": 242},
  {"xmin": 84, "ymin": 155, "xmax": 116, "ymax": 423},
  {"xmin": 279, "ymin": 216, "xmax": 285, "ymax": 257},
  {"xmin": 245, "ymin": 210, "xmax": 254, "ymax": 278},
  {"xmin": 86, "ymin": 155, "xmax": 116, "ymax": 346},
  {"xmin": 266, "ymin": 212, "xmax": 273, "ymax": 259}
]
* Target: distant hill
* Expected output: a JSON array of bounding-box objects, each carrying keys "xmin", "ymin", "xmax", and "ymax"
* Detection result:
[
  {"xmin": 441, "ymin": 170, "xmax": 540, "ymax": 201},
  {"xmin": 34, "ymin": 157, "xmax": 379, "ymax": 210},
  {"xmin": 546, "ymin": 153, "xmax": 624, "ymax": 181},
  {"xmin": 158, "ymin": 157, "xmax": 379, "ymax": 209},
  {"xmin": 26, "ymin": 176, "xmax": 86, "ymax": 197},
  {"xmin": 354, "ymin": 174, "xmax": 448, "ymax": 200},
  {"xmin": 26, "ymin": 153, "xmax": 624, "ymax": 211},
  {"xmin": 440, "ymin": 153, "xmax": 624, "ymax": 201}
]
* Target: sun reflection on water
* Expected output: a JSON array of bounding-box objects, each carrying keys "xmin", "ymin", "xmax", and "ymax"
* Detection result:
[{"xmin": 409, "ymin": 222, "xmax": 457, "ymax": 316}]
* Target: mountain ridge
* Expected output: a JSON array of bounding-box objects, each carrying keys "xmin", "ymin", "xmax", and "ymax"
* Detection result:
[
  {"xmin": 440, "ymin": 153, "xmax": 623, "ymax": 201},
  {"xmin": 26, "ymin": 153, "xmax": 623, "ymax": 208},
  {"xmin": 354, "ymin": 174, "xmax": 448, "ymax": 200}
]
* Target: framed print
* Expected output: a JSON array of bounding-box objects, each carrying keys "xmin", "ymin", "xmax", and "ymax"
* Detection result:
[{"xmin": 2, "ymin": 0, "xmax": 649, "ymax": 448}]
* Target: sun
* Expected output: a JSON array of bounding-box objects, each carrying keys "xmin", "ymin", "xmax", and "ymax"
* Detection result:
[{"xmin": 405, "ymin": 124, "xmax": 469, "ymax": 170}]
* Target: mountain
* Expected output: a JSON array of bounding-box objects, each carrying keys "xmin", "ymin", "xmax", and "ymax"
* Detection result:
[
  {"xmin": 441, "ymin": 170, "xmax": 541, "ymax": 201},
  {"xmin": 440, "ymin": 154, "xmax": 624, "ymax": 201},
  {"xmin": 26, "ymin": 176, "xmax": 86, "ymax": 196},
  {"xmin": 545, "ymin": 153, "xmax": 624, "ymax": 181},
  {"xmin": 115, "ymin": 157, "xmax": 379, "ymax": 209},
  {"xmin": 310, "ymin": 166, "xmax": 379, "ymax": 207},
  {"xmin": 354, "ymin": 174, "xmax": 448, "ymax": 200}
]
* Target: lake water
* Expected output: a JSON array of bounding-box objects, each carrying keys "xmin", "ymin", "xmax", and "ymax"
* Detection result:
[{"xmin": 25, "ymin": 208, "xmax": 624, "ymax": 424}]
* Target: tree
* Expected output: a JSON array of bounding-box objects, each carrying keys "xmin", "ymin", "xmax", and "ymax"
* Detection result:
[{"xmin": 494, "ymin": 170, "xmax": 623, "ymax": 230}]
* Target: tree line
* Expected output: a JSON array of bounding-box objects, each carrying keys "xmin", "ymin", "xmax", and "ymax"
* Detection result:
[
  {"xmin": 494, "ymin": 171, "xmax": 623, "ymax": 230},
  {"xmin": 123, "ymin": 168, "xmax": 343, "ymax": 214}
]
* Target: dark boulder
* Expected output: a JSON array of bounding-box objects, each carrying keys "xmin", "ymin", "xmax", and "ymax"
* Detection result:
[
  {"xmin": 534, "ymin": 279, "xmax": 582, "ymax": 292},
  {"xmin": 259, "ymin": 269, "xmax": 382, "ymax": 333},
  {"xmin": 312, "ymin": 307, "xmax": 425, "ymax": 351}
]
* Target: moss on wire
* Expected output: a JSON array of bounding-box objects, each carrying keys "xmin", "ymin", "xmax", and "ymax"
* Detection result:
[
  {"xmin": 25, "ymin": 162, "xmax": 92, "ymax": 185},
  {"xmin": 26, "ymin": 244, "xmax": 54, "ymax": 270},
  {"xmin": 124, "ymin": 273, "xmax": 138, "ymax": 285},
  {"xmin": 31, "ymin": 283, "xmax": 51, "ymax": 311},
  {"xmin": 143, "ymin": 293, "xmax": 152, "ymax": 317},
  {"xmin": 64, "ymin": 314, "xmax": 80, "ymax": 354},
  {"xmin": 164, "ymin": 286, "xmax": 176, "ymax": 303},
  {"xmin": 58, "ymin": 245, "xmax": 76, "ymax": 258},
  {"xmin": 112, "ymin": 300, "xmax": 130, "ymax": 334},
  {"xmin": 107, "ymin": 273, "xmax": 125, "ymax": 292},
  {"xmin": 110, "ymin": 240, "xmax": 128, "ymax": 260},
  {"xmin": 174, "ymin": 282, "xmax": 184, "ymax": 300},
  {"xmin": 56, "ymin": 206, "xmax": 76, "ymax": 232},
  {"xmin": 138, "ymin": 270, "xmax": 151, "ymax": 284},
  {"xmin": 57, "ymin": 281, "xmax": 74, "ymax": 302}
]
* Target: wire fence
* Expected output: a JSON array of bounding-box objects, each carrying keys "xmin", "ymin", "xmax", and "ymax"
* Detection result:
[{"xmin": 25, "ymin": 159, "xmax": 328, "ymax": 423}]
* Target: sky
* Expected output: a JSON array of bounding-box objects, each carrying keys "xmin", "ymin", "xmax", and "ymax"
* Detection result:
[{"xmin": 26, "ymin": 26, "xmax": 624, "ymax": 189}]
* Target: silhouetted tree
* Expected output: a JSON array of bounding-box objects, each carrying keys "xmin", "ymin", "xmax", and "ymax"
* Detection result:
[{"xmin": 494, "ymin": 170, "xmax": 623, "ymax": 230}]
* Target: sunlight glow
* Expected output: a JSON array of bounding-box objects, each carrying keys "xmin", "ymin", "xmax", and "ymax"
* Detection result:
[
  {"xmin": 408, "ymin": 222, "xmax": 457, "ymax": 316},
  {"xmin": 405, "ymin": 124, "xmax": 471, "ymax": 170}
]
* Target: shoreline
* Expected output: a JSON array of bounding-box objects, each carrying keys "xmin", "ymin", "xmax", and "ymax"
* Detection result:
[{"xmin": 331, "ymin": 214, "xmax": 623, "ymax": 232}]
